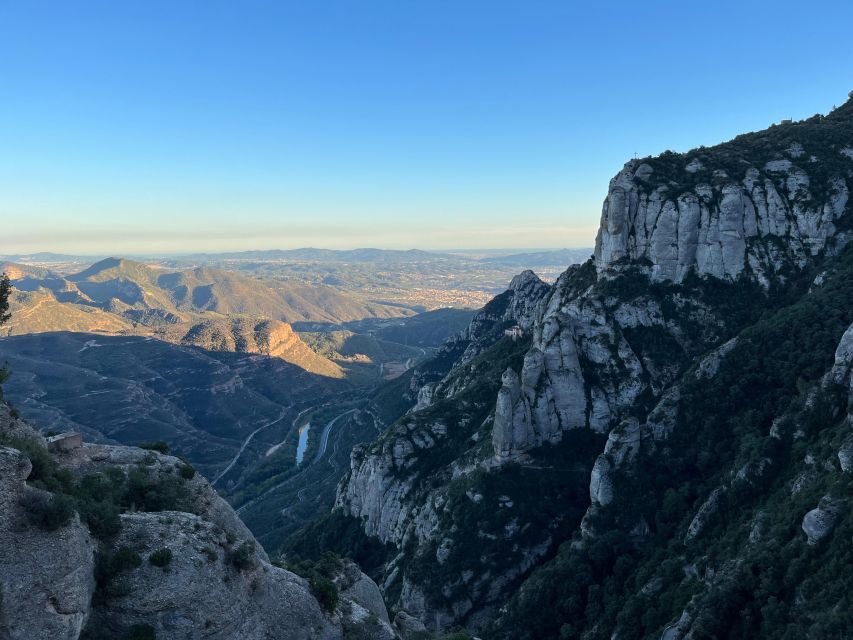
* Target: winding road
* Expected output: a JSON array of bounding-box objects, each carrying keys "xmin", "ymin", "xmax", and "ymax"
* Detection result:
[
  {"xmin": 212, "ymin": 409, "xmax": 288, "ymax": 486},
  {"xmin": 236, "ymin": 407, "xmax": 358, "ymax": 515},
  {"xmin": 313, "ymin": 409, "xmax": 357, "ymax": 464}
]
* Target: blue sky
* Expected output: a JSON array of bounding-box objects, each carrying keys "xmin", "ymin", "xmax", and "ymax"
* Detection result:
[{"xmin": 1, "ymin": 0, "xmax": 852, "ymax": 254}]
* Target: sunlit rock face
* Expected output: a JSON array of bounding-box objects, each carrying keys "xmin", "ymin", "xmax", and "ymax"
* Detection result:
[{"xmin": 594, "ymin": 158, "xmax": 849, "ymax": 285}]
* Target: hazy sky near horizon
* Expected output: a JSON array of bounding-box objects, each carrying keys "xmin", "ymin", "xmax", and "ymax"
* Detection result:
[{"xmin": 2, "ymin": 1, "xmax": 853, "ymax": 254}]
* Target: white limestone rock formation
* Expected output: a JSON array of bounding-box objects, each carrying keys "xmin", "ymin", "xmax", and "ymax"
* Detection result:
[
  {"xmin": 502, "ymin": 270, "xmax": 551, "ymax": 330},
  {"xmin": 594, "ymin": 159, "xmax": 850, "ymax": 285},
  {"xmin": 684, "ymin": 487, "xmax": 727, "ymax": 543},
  {"xmin": 801, "ymin": 496, "xmax": 845, "ymax": 545},
  {"xmin": 839, "ymin": 438, "xmax": 853, "ymax": 474},
  {"xmin": 588, "ymin": 418, "xmax": 642, "ymax": 508},
  {"xmin": 589, "ymin": 455, "xmax": 615, "ymax": 506},
  {"xmin": 827, "ymin": 322, "xmax": 853, "ymax": 389},
  {"xmin": 492, "ymin": 368, "xmax": 533, "ymax": 460}
]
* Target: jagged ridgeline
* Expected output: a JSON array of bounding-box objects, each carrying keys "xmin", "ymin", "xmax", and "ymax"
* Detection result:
[{"xmin": 282, "ymin": 99, "xmax": 853, "ymax": 638}]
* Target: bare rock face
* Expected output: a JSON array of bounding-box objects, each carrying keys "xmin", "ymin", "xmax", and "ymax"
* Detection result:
[
  {"xmin": 594, "ymin": 159, "xmax": 850, "ymax": 285},
  {"xmin": 87, "ymin": 511, "xmax": 340, "ymax": 640},
  {"xmin": 336, "ymin": 559, "xmax": 391, "ymax": 624},
  {"xmin": 394, "ymin": 610, "xmax": 427, "ymax": 639},
  {"xmin": 589, "ymin": 455, "xmax": 615, "ymax": 506},
  {"xmin": 684, "ymin": 487, "xmax": 727, "ymax": 543},
  {"xmin": 802, "ymin": 496, "xmax": 845, "ymax": 545},
  {"xmin": 588, "ymin": 418, "xmax": 642, "ymax": 508},
  {"xmin": 503, "ymin": 270, "xmax": 551, "ymax": 330},
  {"xmin": 829, "ymin": 323, "xmax": 853, "ymax": 473},
  {"xmin": 492, "ymin": 368, "xmax": 533, "ymax": 460},
  {"xmin": 839, "ymin": 437, "xmax": 853, "ymax": 474},
  {"xmin": 0, "ymin": 447, "xmax": 96, "ymax": 640},
  {"xmin": 827, "ymin": 323, "xmax": 853, "ymax": 390},
  {"xmin": 180, "ymin": 317, "xmax": 344, "ymax": 378},
  {"xmin": 489, "ymin": 278, "xmax": 656, "ymax": 463}
]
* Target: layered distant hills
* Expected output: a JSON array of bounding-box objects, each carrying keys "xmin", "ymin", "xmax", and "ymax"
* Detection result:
[
  {"xmin": 6, "ymin": 256, "xmax": 411, "ymax": 329},
  {"xmin": 3, "ymin": 247, "xmax": 592, "ymax": 314},
  {"xmin": 2, "ymin": 256, "xmax": 430, "ymax": 376}
]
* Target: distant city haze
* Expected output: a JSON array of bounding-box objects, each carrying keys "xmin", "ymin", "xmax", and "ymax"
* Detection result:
[{"xmin": 2, "ymin": 1, "xmax": 852, "ymax": 254}]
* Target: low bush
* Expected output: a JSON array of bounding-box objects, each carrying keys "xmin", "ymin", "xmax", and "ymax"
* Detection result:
[
  {"xmin": 149, "ymin": 548, "xmax": 173, "ymax": 568},
  {"xmin": 124, "ymin": 466, "xmax": 189, "ymax": 513},
  {"xmin": 309, "ymin": 575, "xmax": 338, "ymax": 613},
  {"xmin": 227, "ymin": 541, "xmax": 256, "ymax": 571},
  {"xmin": 94, "ymin": 546, "xmax": 142, "ymax": 602},
  {"xmin": 1, "ymin": 434, "xmax": 73, "ymax": 492},
  {"xmin": 138, "ymin": 441, "xmax": 169, "ymax": 455},
  {"xmin": 286, "ymin": 552, "xmax": 342, "ymax": 613},
  {"xmin": 20, "ymin": 491, "xmax": 75, "ymax": 531}
]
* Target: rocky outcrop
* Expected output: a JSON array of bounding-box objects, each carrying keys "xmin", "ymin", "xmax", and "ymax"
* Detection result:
[
  {"xmin": 827, "ymin": 322, "xmax": 853, "ymax": 389},
  {"xmin": 181, "ymin": 317, "xmax": 344, "ymax": 377},
  {"xmin": 802, "ymin": 496, "xmax": 845, "ymax": 545},
  {"xmin": 490, "ymin": 283, "xmax": 656, "ymax": 461},
  {"xmin": 336, "ymin": 559, "xmax": 391, "ymax": 624},
  {"xmin": 337, "ymin": 418, "xmax": 446, "ymax": 547},
  {"xmin": 50, "ymin": 439, "xmax": 261, "ymax": 555},
  {"xmin": 0, "ymin": 447, "xmax": 96, "ymax": 640},
  {"xmin": 588, "ymin": 455, "xmax": 615, "ymax": 506},
  {"xmin": 492, "ymin": 368, "xmax": 533, "ymax": 460},
  {"xmin": 393, "ymin": 611, "xmax": 427, "ymax": 639},
  {"xmin": 839, "ymin": 437, "xmax": 853, "ymax": 474},
  {"xmin": 588, "ymin": 418, "xmax": 642, "ymax": 508},
  {"xmin": 594, "ymin": 152, "xmax": 850, "ymax": 284},
  {"xmin": 0, "ymin": 405, "xmax": 390, "ymax": 640},
  {"xmin": 88, "ymin": 511, "xmax": 341, "ymax": 640},
  {"xmin": 502, "ymin": 270, "xmax": 551, "ymax": 330},
  {"xmin": 453, "ymin": 270, "xmax": 549, "ymax": 364},
  {"xmin": 405, "ymin": 270, "xmax": 551, "ymax": 414},
  {"xmin": 684, "ymin": 487, "xmax": 726, "ymax": 543}
]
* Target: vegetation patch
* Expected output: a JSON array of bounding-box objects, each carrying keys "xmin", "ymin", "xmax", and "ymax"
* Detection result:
[
  {"xmin": 285, "ymin": 552, "xmax": 343, "ymax": 613},
  {"xmin": 227, "ymin": 540, "xmax": 257, "ymax": 571},
  {"xmin": 19, "ymin": 491, "xmax": 76, "ymax": 531},
  {"xmin": 148, "ymin": 548, "xmax": 173, "ymax": 568},
  {"xmin": 137, "ymin": 441, "xmax": 170, "ymax": 455}
]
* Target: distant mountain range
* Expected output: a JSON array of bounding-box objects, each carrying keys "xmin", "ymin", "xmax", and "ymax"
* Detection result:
[
  {"xmin": 2, "ymin": 247, "xmax": 592, "ymax": 322},
  {"xmin": 1, "ymin": 247, "xmax": 591, "ymax": 268},
  {"xmin": 2, "ymin": 256, "xmax": 423, "ymax": 378},
  {"xmin": 166, "ymin": 247, "xmax": 455, "ymax": 263},
  {"xmin": 5, "ymin": 256, "xmax": 412, "ymax": 326},
  {"xmin": 477, "ymin": 248, "xmax": 593, "ymax": 266}
]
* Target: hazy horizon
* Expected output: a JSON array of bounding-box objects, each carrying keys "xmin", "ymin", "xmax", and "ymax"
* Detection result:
[{"xmin": 0, "ymin": 245, "xmax": 594, "ymax": 260}]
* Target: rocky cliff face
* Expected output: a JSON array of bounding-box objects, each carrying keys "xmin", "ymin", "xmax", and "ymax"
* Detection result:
[
  {"xmin": 0, "ymin": 445, "xmax": 96, "ymax": 640},
  {"xmin": 0, "ymin": 404, "xmax": 392, "ymax": 640},
  {"xmin": 407, "ymin": 269, "xmax": 550, "ymax": 415},
  {"xmin": 333, "ymin": 99, "xmax": 853, "ymax": 636},
  {"xmin": 595, "ymin": 120, "xmax": 853, "ymax": 284},
  {"xmin": 180, "ymin": 317, "xmax": 344, "ymax": 377}
]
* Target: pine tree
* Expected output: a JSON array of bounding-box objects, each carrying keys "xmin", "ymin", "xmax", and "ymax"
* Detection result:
[{"xmin": 0, "ymin": 273, "xmax": 11, "ymax": 386}]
